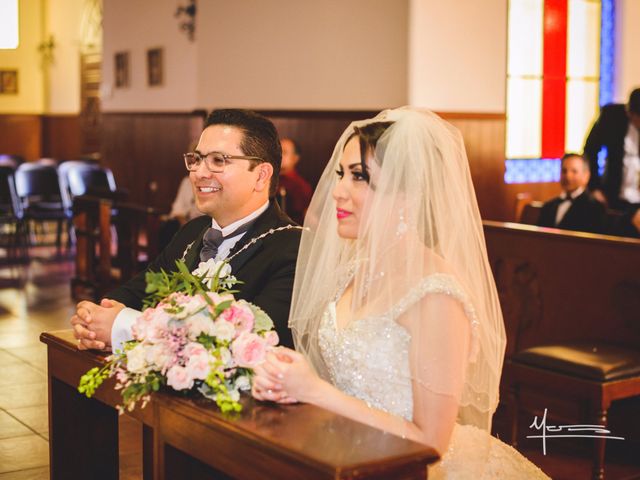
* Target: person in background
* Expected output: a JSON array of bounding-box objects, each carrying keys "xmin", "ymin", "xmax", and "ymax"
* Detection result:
[
  {"xmin": 158, "ymin": 173, "xmax": 203, "ymax": 249},
  {"xmin": 583, "ymin": 87, "xmax": 640, "ymax": 209},
  {"xmin": 612, "ymin": 204, "xmax": 640, "ymax": 238},
  {"xmin": 537, "ymin": 153, "xmax": 606, "ymax": 234},
  {"xmin": 278, "ymin": 138, "xmax": 313, "ymax": 224}
]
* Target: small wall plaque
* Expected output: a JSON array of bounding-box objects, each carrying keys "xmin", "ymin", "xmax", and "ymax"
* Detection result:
[
  {"xmin": 0, "ymin": 70, "xmax": 18, "ymax": 94},
  {"xmin": 147, "ymin": 48, "xmax": 163, "ymax": 87},
  {"xmin": 115, "ymin": 51, "xmax": 130, "ymax": 88}
]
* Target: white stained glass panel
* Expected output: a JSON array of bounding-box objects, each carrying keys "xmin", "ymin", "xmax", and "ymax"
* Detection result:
[
  {"xmin": 508, "ymin": 0, "xmax": 544, "ymax": 76},
  {"xmin": 565, "ymin": 79, "xmax": 599, "ymax": 152},
  {"xmin": 567, "ymin": 0, "xmax": 601, "ymax": 77},
  {"xmin": 506, "ymin": 78, "xmax": 542, "ymax": 158},
  {"xmin": 0, "ymin": 0, "xmax": 19, "ymax": 49}
]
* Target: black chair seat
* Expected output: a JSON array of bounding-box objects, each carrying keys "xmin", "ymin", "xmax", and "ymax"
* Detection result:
[{"xmin": 513, "ymin": 342, "xmax": 640, "ymax": 381}]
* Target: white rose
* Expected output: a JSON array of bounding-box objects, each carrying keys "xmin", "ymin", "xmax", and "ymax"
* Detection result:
[
  {"xmin": 174, "ymin": 296, "xmax": 206, "ymax": 320},
  {"xmin": 228, "ymin": 388, "xmax": 240, "ymax": 402},
  {"xmin": 126, "ymin": 344, "xmax": 147, "ymax": 374},
  {"xmin": 185, "ymin": 312, "xmax": 215, "ymax": 340},
  {"xmin": 145, "ymin": 344, "xmax": 172, "ymax": 371},
  {"xmin": 235, "ymin": 375, "xmax": 250, "ymax": 391},
  {"xmin": 218, "ymin": 346, "xmax": 232, "ymax": 367},
  {"xmin": 211, "ymin": 318, "xmax": 236, "ymax": 342}
]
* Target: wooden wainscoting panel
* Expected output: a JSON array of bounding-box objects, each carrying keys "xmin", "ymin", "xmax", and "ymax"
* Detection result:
[
  {"xmin": 441, "ymin": 113, "xmax": 508, "ymax": 221},
  {"xmin": 41, "ymin": 115, "xmax": 83, "ymax": 161},
  {"xmin": 0, "ymin": 114, "xmax": 42, "ymax": 161},
  {"xmin": 99, "ymin": 110, "xmax": 524, "ymax": 222},
  {"xmin": 101, "ymin": 112, "xmax": 204, "ymax": 211},
  {"xmin": 264, "ymin": 110, "xmax": 378, "ymax": 190}
]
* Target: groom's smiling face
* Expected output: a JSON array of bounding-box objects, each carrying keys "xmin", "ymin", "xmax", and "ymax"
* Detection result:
[{"xmin": 190, "ymin": 125, "xmax": 271, "ymax": 227}]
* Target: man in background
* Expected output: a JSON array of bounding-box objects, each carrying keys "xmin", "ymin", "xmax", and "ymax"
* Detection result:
[
  {"xmin": 278, "ymin": 138, "xmax": 312, "ymax": 224},
  {"xmin": 583, "ymin": 88, "xmax": 640, "ymax": 209},
  {"xmin": 538, "ymin": 153, "xmax": 606, "ymax": 233}
]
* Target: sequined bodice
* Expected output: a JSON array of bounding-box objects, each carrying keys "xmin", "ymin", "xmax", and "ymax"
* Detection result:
[{"xmin": 318, "ymin": 273, "xmax": 478, "ymax": 421}]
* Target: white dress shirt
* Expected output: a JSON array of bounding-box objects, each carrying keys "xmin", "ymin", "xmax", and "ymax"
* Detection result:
[
  {"xmin": 110, "ymin": 200, "xmax": 270, "ymax": 351},
  {"xmin": 555, "ymin": 186, "xmax": 584, "ymax": 226},
  {"xmin": 620, "ymin": 123, "xmax": 640, "ymax": 204},
  {"xmin": 169, "ymin": 176, "xmax": 202, "ymax": 221}
]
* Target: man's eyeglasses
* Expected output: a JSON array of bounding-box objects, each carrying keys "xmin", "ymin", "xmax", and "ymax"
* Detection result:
[{"xmin": 183, "ymin": 152, "xmax": 264, "ymax": 173}]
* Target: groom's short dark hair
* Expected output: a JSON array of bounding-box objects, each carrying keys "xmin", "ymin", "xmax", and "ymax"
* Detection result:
[{"xmin": 204, "ymin": 109, "xmax": 282, "ymax": 197}]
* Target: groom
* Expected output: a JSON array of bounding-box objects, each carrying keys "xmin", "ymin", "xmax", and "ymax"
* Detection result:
[{"xmin": 71, "ymin": 109, "xmax": 300, "ymax": 350}]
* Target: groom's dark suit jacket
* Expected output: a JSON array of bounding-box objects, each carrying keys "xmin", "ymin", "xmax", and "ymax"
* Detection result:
[
  {"xmin": 537, "ymin": 190, "xmax": 606, "ymax": 234},
  {"xmin": 107, "ymin": 201, "xmax": 300, "ymax": 348}
]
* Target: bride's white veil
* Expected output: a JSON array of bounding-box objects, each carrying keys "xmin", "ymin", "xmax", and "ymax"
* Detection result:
[{"xmin": 289, "ymin": 107, "xmax": 506, "ymax": 431}]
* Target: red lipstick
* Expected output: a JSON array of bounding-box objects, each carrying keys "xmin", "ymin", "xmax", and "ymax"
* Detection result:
[{"xmin": 336, "ymin": 208, "xmax": 351, "ymax": 219}]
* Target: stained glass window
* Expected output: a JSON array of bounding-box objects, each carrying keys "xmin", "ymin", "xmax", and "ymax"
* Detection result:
[{"xmin": 505, "ymin": 0, "xmax": 613, "ymax": 183}]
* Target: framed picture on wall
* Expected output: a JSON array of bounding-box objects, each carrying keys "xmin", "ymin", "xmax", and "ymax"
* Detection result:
[
  {"xmin": 114, "ymin": 51, "xmax": 130, "ymax": 88},
  {"xmin": 0, "ymin": 70, "xmax": 18, "ymax": 94},
  {"xmin": 147, "ymin": 48, "xmax": 163, "ymax": 87}
]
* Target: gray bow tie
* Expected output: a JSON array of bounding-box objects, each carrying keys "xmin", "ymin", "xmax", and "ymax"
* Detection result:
[{"xmin": 199, "ymin": 220, "xmax": 255, "ymax": 262}]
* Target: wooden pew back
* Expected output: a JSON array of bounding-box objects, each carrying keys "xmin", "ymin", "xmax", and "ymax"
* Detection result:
[
  {"xmin": 71, "ymin": 195, "xmax": 161, "ymax": 300},
  {"xmin": 483, "ymin": 221, "xmax": 640, "ymax": 356}
]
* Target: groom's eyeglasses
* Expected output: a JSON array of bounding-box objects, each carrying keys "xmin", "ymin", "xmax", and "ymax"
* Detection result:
[{"xmin": 184, "ymin": 151, "xmax": 264, "ymax": 173}]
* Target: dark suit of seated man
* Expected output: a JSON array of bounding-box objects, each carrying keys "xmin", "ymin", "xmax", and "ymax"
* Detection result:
[
  {"xmin": 71, "ymin": 109, "xmax": 301, "ymax": 351},
  {"xmin": 537, "ymin": 153, "xmax": 606, "ymax": 234}
]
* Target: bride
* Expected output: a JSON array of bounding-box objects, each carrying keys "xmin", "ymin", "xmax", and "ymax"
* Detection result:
[{"xmin": 252, "ymin": 108, "xmax": 549, "ymax": 478}]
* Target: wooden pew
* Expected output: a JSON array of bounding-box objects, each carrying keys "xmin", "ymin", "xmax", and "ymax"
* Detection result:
[
  {"xmin": 41, "ymin": 330, "xmax": 439, "ymax": 480},
  {"xmin": 483, "ymin": 221, "xmax": 640, "ymax": 355},
  {"xmin": 484, "ymin": 221, "xmax": 640, "ymax": 469}
]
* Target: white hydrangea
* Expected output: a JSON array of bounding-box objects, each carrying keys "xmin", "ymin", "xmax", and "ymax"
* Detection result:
[{"xmin": 126, "ymin": 344, "xmax": 147, "ymax": 374}]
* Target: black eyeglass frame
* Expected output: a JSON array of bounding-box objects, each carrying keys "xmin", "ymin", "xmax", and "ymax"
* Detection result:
[{"xmin": 183, "ymin": 151, "xmax": 265, "ymax": 173}]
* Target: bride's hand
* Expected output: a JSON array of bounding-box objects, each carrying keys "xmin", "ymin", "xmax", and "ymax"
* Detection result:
[
  {"xmin": 257, "ymin": 347, "xmax": 324, "ymax": 404},
  {"xmin": 252, "ymin": 349, "xmax": 298, "ymax": 403}
]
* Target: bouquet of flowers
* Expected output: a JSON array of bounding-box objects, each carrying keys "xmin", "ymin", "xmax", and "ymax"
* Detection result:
[{"xmin": 77, "ymin": 258, "xmax": 279, "ymax": 414}]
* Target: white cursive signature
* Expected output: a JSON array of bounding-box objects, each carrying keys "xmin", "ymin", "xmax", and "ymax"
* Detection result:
[{"xmin": 527, "ymin": 408, "xmax": 625, "ymax": 455}]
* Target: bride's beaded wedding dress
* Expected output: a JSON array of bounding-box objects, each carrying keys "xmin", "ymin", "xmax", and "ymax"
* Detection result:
[{"xmin": 318, "ymin": 273, "xmax": 549, "ymax": 479}]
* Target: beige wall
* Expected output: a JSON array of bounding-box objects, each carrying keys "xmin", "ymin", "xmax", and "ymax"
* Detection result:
[
  {"xmin": 47, "ymin": 0, "xmax": 83, "ymax": 113},
  {"xmin": 196, "ymin": 0, "xmax": 408, "ymax": 110},
  {"xmin": 408, "ymin": 0, "xmax": 507, "ymax": 113},
  {"xmin": 616, "ymin": 0, "xmax": 640, "ymax": 103},
  {"xmin": 2, "ymin": 1, "xmax": 637, "ymax": 114},
  {"xmin": 0, "ymin": 0, "xmax": 45, "ymax": 113},
  {"xmin": 101, "ymin": 0, "xmax": 197, "ymax": 112}
]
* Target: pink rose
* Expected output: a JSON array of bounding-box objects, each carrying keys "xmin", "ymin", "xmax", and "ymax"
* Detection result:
[
  {"xmin": 183, "ymin": 342, "xmax": 207, "ymax": 358},
  {"xmin": 166, "ymin": 365, "xmax": 194, "ymax": 391},
  {"xmin": 264, "ymin": 330, "xmax": 279, "ymax": 347},
  {"xmin": 133, "ymin": 307, "xmax": 170, "ymax": 343},
  {"xmin": 231, "ymin": 332, "xmax": 267, "ymax": 368},
  {"xmin": 220, "ymin": 302, "xmax": 255, "ymax": 335}
]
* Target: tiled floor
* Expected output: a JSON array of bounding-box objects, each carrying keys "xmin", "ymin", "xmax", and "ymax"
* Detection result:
[
  {"xmin": 0, "ymin": 250, "xmax": 143, "ymax": 480},
  {"xmin": 0, "ymin": 249, "xmax": 638, "ymax": 479},
  {"xmin": 0, "ymin": 254, "xmax": 72, "ymax": 479}
]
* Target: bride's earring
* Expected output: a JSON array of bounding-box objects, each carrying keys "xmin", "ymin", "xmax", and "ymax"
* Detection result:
[{"xmin": 396, "ymin": 208, "xmax": 408, "ymax": 236}]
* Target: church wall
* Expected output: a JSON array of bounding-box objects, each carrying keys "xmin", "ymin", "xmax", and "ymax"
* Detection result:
[
  {"xmin": 0, "ymin": 0, "xmax": 45, "ymax": 114},
  {"xmin": 616, "ymin": 0, "xmax": 640, "ymax": 102},
  {"xmin": 408, "ymin": 0, "xmax": 508, "ymax": 113},
  {"xmin": 100, "ymin": 0, "xmax": 198, "ymax": 112},
  {"xmin": 195, "ymin": 0, "xmax": 408, "ymax": 110}
]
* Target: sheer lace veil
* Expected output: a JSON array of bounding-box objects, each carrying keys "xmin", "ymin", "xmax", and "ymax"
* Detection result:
[{"xmin": 290, "ymin": 107, "xmax": 506, "ymax": 431}]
